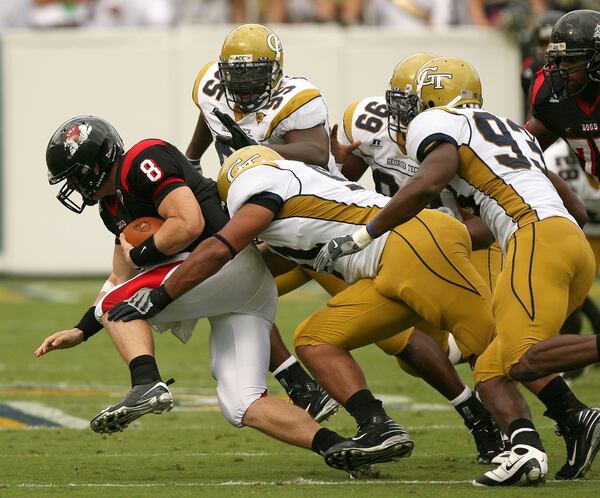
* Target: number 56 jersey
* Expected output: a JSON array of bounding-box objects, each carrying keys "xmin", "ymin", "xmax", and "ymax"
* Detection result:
[
  {"xmin": 339, "ymin": 96, "xmax": 419, "ymax": 196},
  {"xmin": 406, "ymin": 107, "xmax": 577, "ymax": 252},
  {"xmin": 224, "ymin": 159, "xmax": 391, "ymax": 284},
  {"xmin": 193, "ymin": 60, "xmax": 338, "ymax": 173}
]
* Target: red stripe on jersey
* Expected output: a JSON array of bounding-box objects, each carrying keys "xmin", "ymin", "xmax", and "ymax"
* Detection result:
[
  {"xmin": 576, "ymin": 95, "xmax": 600, "ymax": 117},
  {"xmin": 120, "ymin": 139, "xmax": 166, "ymax": 193},
  {"xmin": 100, "ymin": 260, "xmax": 182, "ymax": 314},
  {"xmin": 152, "ymin": 177, "xmax": 185, "ymax": 200},
  {"xmin": 530, "ymin": 69, "xmax": 546, "ymax": 108},
  {"xmin": 521, "ymin": 55, "xmax": 534, "ymax": 72},
  {"xmin": 103, "ymin": 196, "xmax": 119, "ymax": 216}
]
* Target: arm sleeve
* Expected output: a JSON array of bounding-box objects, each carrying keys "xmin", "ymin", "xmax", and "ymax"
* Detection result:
[
  {"xmin": 406, "ymin": 110, "xmax": 464, "ymax": 162},
  {"xmin": 227, "ymin": 165, "xmax": 300, "ymax": 216}
]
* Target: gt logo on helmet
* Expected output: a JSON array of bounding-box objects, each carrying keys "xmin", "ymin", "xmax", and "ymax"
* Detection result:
[
  {"xmin": 417, "ymin": 66, "xmax": 453, "ymax": 90},
  {"xmin": 226, "ymin": 153, "xmax": 262, "ymax": 182},
  {"xmin": 64, "ymin": 124, "xmax": 92, "ymax": 157}
]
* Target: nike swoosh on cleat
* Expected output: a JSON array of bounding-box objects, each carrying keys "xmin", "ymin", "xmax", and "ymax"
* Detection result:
[
  {"xmin": 504, "ymin": 455, "xmax": 525, "ymax": 471},
  {"xmin": 568, "ymin": 441, "xmax": 578, "ymax": 466}
]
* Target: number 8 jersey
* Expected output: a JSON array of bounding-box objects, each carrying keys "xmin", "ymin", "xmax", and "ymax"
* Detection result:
[
  {"xmin": 193, "ymin": 60, "xmax": 338, "ymax": 174},
  {"xmin": 406, "ymin": 107, "xmax": 577, "ymax": 252}
]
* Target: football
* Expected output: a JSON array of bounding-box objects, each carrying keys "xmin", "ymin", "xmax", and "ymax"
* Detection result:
[{"xmin": 122, "ymin": 217, "xmax": 164, "ymax": 247}]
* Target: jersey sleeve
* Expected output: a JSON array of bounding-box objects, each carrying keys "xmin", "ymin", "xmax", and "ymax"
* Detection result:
[
  {"xmin": 339, "ymin": 101, "xmax": 364, "ymax": 158},
  {"xmin": 406, "ymin": 109, "xmax": 465, "ymax": 162},
  {"xmin": 192, "ymin": 60, "xmax": 219, "ymax": 109},
  {"xmin": 226, "ymin": 164, "xmax": 301, "ymax": 217},
  {"xmin": 265, "ymin": 89, "xmax": 325, "ymax": 138},
  {"xmin": 124, "ymin": 144, "xmax": 187, "ymax": 209}
]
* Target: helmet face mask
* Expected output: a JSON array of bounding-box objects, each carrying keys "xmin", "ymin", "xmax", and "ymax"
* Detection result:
[
  {"xmin": 46, "ymin": 116, "xmax": 124, "ymax": 214},
  {"xmin": 542, "ymin": 10, "xmax": 600, "ymax": 100},
  {"xmin": 218, "ymin": 60, "xmax": 276, "ymax": 113},
  {"xmin": 218, "ymin": 24, "xmax": 284, "ymax": 114},
  {"xmin": 386, "ymin": 53, "xmax": 436, "ymax": 144}
]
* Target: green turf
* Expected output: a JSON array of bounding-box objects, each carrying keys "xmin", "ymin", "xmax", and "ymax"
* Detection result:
[{"xmin": 0, "ymin": 278, "xmax": 599, "ymax": 497}]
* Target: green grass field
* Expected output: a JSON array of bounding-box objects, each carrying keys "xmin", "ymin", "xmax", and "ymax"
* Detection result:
[{"xmin": 1, "ymin": 278, "xmax": 599, "ymax": 497}]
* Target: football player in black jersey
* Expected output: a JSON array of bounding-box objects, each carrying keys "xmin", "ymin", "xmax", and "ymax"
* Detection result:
[{"xmin": 35, "ymin": 116, "xmax": 362, "ymax": 473}]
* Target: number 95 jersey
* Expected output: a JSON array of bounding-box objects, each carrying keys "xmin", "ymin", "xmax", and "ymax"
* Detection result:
[
  {"xmin": 406, "ymin": 107, "xmax": 577, "ymax": 251},
  {"xmin": 193, "ymin": 60, "xmax": 338, "ymax": 174},
  {"xmin": 339, "ymin": 96, "xmax": 420, "ymax": 196}
]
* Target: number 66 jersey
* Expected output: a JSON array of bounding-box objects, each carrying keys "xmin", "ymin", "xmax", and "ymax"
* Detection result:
[{"xmin": 406, "ymin": 107, "xmax": 577, "ymax": 252}]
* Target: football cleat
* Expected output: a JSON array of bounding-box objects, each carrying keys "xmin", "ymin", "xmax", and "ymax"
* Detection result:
[
  {"xmin": 473, "ymin": 444, "xmax": 547, "ymax": 487},
  {"xmin": 289, "ymin": 381, "xmax": 340, "ymax": 423},
  {"xmin": 554, "ymin": 407, "xmax": 600, "ymax": 480},
  {"xmin": 90, "ymin": 378, "xmax": 175, "ymax": 434},
  {"xmin": 323, "ymin": 415, "xmax": 414, "ymax": 471},
  {"xmin": 466, "ymin": 415, "xmax": 509, "ymax": 464}
]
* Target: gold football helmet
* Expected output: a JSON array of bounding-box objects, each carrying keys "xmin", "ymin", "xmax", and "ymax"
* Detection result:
[
  {"xmin": 217, "ymin": 145, "xmax": 283, "ymax": 202},
  {"xmin": 416, "ymin": 56, "xmax": 483, "ymax": 110},
  {"xmin": 218, "ymin": 24, "xmax": 284, "ymax": 114},
  {"xmin": 386, "ymin": 53, "xmax": 436, "ymax": 142}
]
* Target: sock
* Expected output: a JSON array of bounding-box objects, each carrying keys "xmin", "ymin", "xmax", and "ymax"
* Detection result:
[
  {"xmin": 508, "ymin": 419, "xmax": 545, "ymax": 451},
  {"xmin": 538, "ymin": 376, "xmax": 587, "ymax": 427},
  {"xmin": 345, "ymin": 389, "xmax": 386, "ymax": 425},
  {"xmin": 129, "ymin": 355, "xmax": 161, "ymax": 387},
  {"xmin": 450, "ymin": 387, "xmax": 487, "ymax": 426},
  {"xmin": 311, "ymin": 428, "xmax": 346, "ymax": 455},
  {"xmin": 273, "ymin": 357, "xmax": 313, "ymax": 396}
]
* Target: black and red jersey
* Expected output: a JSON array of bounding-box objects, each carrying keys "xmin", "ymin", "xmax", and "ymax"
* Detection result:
[
  {"xmin": 99, "ymin": 139, "xmax": 229, "ymax": 251},
  {"xmin": 530, "ymin": 69, "xmax": 600, "ymax": 178}
]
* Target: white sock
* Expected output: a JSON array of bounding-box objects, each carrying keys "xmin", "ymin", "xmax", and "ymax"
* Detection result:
[
  {"xmin": 449, "ymin": 385, "xmax": 473, "ymax": 406},
  {"xmin": 272, "ymin": 355, "xmax": 298, "ymax": 377}
]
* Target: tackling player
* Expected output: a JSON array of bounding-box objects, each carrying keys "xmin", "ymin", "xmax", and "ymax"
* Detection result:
[
  {"xmin": 185, "ymin": 23, "xmax": 341, "ymax": 419},
  {"xmin": 106, "ymin": 145, "xmax": 501, "ymax": 472},
  {"xmin": 329, "ymin": 52, "xmax": 506, "ymax": 465},
  {"xmin": 315, "ymin": 56, "xmax": 600, "ymax": 486},
  {"xmin": 35, "ymin": 116, "xmax": 364, "ymax": 473}
]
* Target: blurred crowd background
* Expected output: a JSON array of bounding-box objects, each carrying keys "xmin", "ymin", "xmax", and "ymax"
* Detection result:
[{"xmin": 0, "ymin": 1, "xmax": 597, "ymax": 33}]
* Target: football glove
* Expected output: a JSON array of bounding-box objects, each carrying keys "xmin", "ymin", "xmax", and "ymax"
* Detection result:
[
  {"xmin": 107, "ymin": 285, "xmax": 173, "ymax": 322},
  {"xmin": 213, "ymin": 108, "xmax": 258, "ymax": 150},
  {"xmin": 313, "ymin": 227, "xmax": 374, "ymax": 273}
]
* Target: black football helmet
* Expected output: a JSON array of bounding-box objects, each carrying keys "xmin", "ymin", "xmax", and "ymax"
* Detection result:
[
  {"xmin": 46, "ymin": 116, "xmax": 124, "ymax": 213},
  {"xmin": 531, "ymin": 10, "xmax": 565, "ymax": 65},
  {"xmin": 543, "ymin": 9, "xmax": 600, "ymax": 99}
]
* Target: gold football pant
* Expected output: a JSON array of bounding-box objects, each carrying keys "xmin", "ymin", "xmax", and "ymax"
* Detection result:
[
  {"xmin": 474, "ymin": 217, "xmax": 595, "ymax": 383},
  {"xmin": 295, "ymin": 210, "xmax": 495, "ymax": 356}
]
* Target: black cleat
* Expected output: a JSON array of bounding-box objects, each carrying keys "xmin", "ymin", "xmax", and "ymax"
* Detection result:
[
  {"xmin": 289, "ymin": 381, "xmax": 340, "ymax": 422},
  {"xmin": 555, "ymin": 407, "xmax": 600, "ymax": 480},
  {"xmin": 90, "ymin": 378, "xmax": 175, "ymax": 434},
  {"xmin": 467, "ymin": 415, "xmax": 509, "ymax": 464},
  {"xmin": 323, "ymin": 415, "xmax": 413, "ymax": 471}
]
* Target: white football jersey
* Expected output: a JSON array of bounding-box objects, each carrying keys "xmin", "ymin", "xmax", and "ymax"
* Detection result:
[
  {"xmin": 226, "ymin": 159, "xmax": 390, "ymax": 283},
  {"xmin": 193, "ymin": 61, "xmax": 338, "ymax": 174},
  {"xmin": 339, "ymin": 96, "xmax": 420, "ymax": 196},
  {"xmin": 406, "ymin": 107, "xmax": 577, "ymax": 252},
  {"xmin": 545, "ymin": 139, "xmax": 600, "ymax": 236}
]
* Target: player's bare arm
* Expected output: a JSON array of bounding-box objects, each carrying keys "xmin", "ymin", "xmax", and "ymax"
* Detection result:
[
  {"xmin": 369, "ymin": 142, "xmax": 460, "ymax": 236},
  {"xmin": 257, "ymin": 243, "xmax": 298, "ymax": 277},
  {"xmin": 164, "ymin": 204, "xmax": 274, "ymax": 299},
  {"xmin": 547, "ymin": 170, "xmax": 589, "ymax": 227},
  {"xmin": 268, "ymin": 125, "xmax": 330, "ymax": 168},
  {"xmin": 525, "ymin": 116, "xmax": 558, "ymax": 151},
  {"xmin": 186, "ymin": 110, "xmax": 214, "ymax": 162}
]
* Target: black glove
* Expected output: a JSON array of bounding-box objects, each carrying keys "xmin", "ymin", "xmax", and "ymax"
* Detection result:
[
  {"xmin": 212, "ymin": 108, "xmax": 258, "ymax": 150},
  {"xmin": 107, "ymin": 285, "xmax": 173, "ymax": 322}
]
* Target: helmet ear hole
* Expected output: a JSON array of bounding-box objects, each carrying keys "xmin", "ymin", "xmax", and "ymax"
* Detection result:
[{"xmin": 427, "ymin": 100, "xmax": 435, "ymax": 109}]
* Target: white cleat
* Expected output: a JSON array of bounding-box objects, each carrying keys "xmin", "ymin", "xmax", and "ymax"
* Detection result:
[{"xmin": 473, "ymin": 444, "xmax": 547, "ymax": 487}]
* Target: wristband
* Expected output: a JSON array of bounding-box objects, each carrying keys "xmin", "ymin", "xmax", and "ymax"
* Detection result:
[
  {"xmin": 154, "ymin": 284, "xmax": 175, "ymax": 308},
  {"xmin": 187, "ymin": 157, "xmax": 202, "ymax": 173},
  {"xmin": 212, "ymin": 233, "xmax": 238, "ymax": 259},
  {"xmin": 366, "ymin": 221, "xmax": 380, "ymax": 239},
  {"xmin": 75, "ymin": 306, "xmax": 103, "ymax": 341},
  {"xmin": 352, "ymin": 226, "xmax": 374, "ymax": 249},
  {"xmin": 129, "ymin": 235, "xmax": 168, "ymax": 268},
  {"xmin": 100, "ymin": 280, "xmax": 115, "ymax": 294}
]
